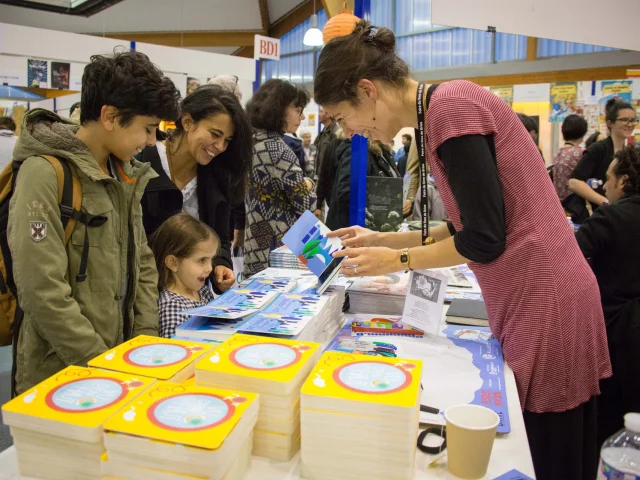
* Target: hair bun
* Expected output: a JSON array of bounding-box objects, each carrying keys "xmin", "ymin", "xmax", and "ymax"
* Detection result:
[
  {"xmin": 353, "ymin": 21, "xmax": 396, "ymax": 53},
  {"xmin": 606, "ymin": 97, "xmax": 622, "ymax": 113}
]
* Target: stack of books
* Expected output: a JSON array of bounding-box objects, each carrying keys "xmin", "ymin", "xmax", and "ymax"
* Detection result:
[
  {"xmin": 300, "ymin": 352, "xmax": 422, "ymax": 480},
  {"xmin": 269, "ymin": 245, "xmax": 307, "ymax": 270},
  {"xmin": 88, "ymin": 335, "xmax": 214, "ymax": 383},
  {"xmin": 348, "ymin": 272, "xmax": 409, "ymax": 315},
  {"xmin": 174, "ymin": 288, "xmax": 281, "ymax": 342},
  {"xmin": 1, "ymin": 366, "xmax": 154, "ymax": 479},
  {"xmin": 177, "ymin": 283, "xmax": 346, "ymax": 346},
  {"xmin": 239, "ymin": 286, "xmax": 346, "ymax": 345},
  {"xmin": 195, "ymin": 334, "xmax": 321, "ymax": 461},
  {"xmin": 102, "ymin": 382, "xmax": 258, "ymax": 480}
]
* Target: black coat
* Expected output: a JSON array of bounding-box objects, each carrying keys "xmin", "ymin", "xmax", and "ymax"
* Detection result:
[
  {"xmin": 575, "ymin": 193, "xmax": 640, "ymax": 440},
  {"xmin": 138, "ymin": 146, "xmax": 233, "ymax": 291},
  {"xmin": 326, "ymin": 140, "xmax": 399, "ymax": 230},
  {"xmin": 566, "ymin": 136, "xmax": 615, "ymax": 222},
  {"xmin": 282, "ymin": 134, "xmax": 306, "ymax": 175}
]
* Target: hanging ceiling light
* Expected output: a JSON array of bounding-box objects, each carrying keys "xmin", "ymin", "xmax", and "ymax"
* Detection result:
[{"xmin": 303, "ymin": 0, "xmax": 324, "ymax": 46}]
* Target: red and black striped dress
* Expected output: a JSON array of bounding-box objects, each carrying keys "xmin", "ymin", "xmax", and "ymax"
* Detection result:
[{"xmin": 426, "ymin": 80, "xmax": 611, "ymax": 413}]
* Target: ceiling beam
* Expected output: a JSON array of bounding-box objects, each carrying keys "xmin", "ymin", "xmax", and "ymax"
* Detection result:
[
  {"xmin": 100, "ymin": 30, "xmax": 262, "ymax": 48},
  {"xmin": 259, "ymin": 0, "xmax": 270, "ymax": 33},
  {"xmin": 233, "ymin": 46, "xmax": 254, "ymax": 58},
  {"xmin": 269, "ymin": 0, "xmax": 315, "ymax": 39}
]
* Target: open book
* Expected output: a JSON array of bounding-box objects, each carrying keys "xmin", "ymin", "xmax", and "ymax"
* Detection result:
[{"xmin": 281, "ymin": 210, "xmax": 344, "ymax": 294}]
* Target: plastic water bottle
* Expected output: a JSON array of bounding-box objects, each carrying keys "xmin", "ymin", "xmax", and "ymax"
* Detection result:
[
  {"xmin": 597, "ymin": 413, "xmax": 640, "ymax": 479},
  {"xmin": 398, "ymin": 223, "xmax": 410, "ymax": 233},
  {"xmin": 588, "ymin": 178, "xmax": 604, "ymax": 189}
]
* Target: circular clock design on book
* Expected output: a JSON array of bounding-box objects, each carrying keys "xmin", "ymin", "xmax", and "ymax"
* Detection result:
[
  {"xmin": 230, "ymin": 343, "xmax": 301, "ymax": 371},
  {"xmin": 124, "ymin": 344, "xmax": 190, "ymax": 368},
  {"xmin": 148, "ymin": 394, "xmax": 234, "ymax": 431},
  {"xmin": 333, "ymin": 361, "xmax": 411, "ymax": 394},
  {"xmin": 45, "ymin": 378, "xmax": 127, "ymax": 413}
]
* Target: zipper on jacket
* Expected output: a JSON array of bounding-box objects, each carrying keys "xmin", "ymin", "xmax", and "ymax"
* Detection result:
[
  {"xmin": 104, "ymin": 177, "xmax": 127, "ymax": 346},
  {"xmin": 123, "ymin": 162, "xmax": 153, "ymax": 339}
]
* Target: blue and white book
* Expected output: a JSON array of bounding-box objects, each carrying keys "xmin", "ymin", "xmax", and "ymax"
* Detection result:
[
  {"xmin": 240, "ymin": 292, "xmax": 329, "ymax": 337},
  {"xmin": 281, "ymin": 210, "xmax": 343, "ymax": 278},
  {"xmin": 180, "ymin": 289, "xmax": 279, "ymax": 319}
]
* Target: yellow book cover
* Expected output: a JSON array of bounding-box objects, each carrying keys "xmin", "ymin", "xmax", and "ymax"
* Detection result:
[
  {"xmin": 301, "ymin": 352, "xmax": 422, "ymax": 407},
  {"xmin": 2, "ymin": 366, "xmax": 154, "ymax": 428},
  {"xmin": 89, "ymin": 335, "xmax": 213, "ymax": 380},
  {"xmin": 196, "ymin": 334, "xmax": 320, "ymax": 384},
  {"xmin": 103, "ymin": 382, "xmax": 258, "ymax": 450}
]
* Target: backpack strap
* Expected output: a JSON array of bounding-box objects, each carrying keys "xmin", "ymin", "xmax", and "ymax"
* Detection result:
[
  {"xmin": 39, "ymin": 155, "xmax": 107, "ymax": 282},
  {"xmin": 39, "ymin": 155, "xmax": 82, "ymax": 244}
]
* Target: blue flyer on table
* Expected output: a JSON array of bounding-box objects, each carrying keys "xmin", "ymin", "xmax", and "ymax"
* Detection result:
[
  {"xmin": 180, "ymin": 289, "xmax": 278, "ymax": 319},
  {"xmin": 493, "ymin": 469, "xmax": 534, "ymax": 480},
  {"xmin": 240, "ymin": 293, "xmax": 328, "ymax": 336},
  {"xmin": 443, "ymin": 325, "xmax": 511, "ymax": 434},
  {"xmin": 281, "ymin": 210, "xmax": 343, "ymax": 278},
  {"xmin": 175, "ymin": 315, "xmax": 252, "ymax": 340}
]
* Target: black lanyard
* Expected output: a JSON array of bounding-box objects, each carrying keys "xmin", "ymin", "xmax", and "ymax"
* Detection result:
[{"xmin": 415, "ymin": 83, "xmax": 438, "ymax": 244}]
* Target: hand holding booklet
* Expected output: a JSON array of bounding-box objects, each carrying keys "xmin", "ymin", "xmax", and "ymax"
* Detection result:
[{"xmin": 281, "ymin": 210, "xmax": 345, "ymax": 294}]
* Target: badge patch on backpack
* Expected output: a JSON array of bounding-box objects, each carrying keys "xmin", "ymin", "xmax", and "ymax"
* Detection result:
[{"xmin": 29, "ymin": 221, "xmax": 47, "ymax": 242}]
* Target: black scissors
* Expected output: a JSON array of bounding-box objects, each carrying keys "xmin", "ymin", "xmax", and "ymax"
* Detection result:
[{"xmin": 418, "ymin": 383, "xmax": 446, "ymax": 454}]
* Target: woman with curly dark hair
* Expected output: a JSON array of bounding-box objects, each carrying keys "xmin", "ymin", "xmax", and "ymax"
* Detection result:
[
  {"xmin": 243, "ymin": 79, "xmax": 317, "ymax": 275},
  {"xmin": 139, "ymin": 84, "xmax": 252, "ymax": 293},
  {"xmin": 576, "ymin": 145, "xmax": 640, "ymax": 446}
]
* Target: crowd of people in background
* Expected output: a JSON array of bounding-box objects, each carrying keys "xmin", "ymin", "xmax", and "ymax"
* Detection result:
[{"xmin": 0, "ymin": 27, "xmax": 638, "ymax": 480}]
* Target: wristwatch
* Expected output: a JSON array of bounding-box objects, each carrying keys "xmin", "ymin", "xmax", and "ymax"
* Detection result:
[{"xmin": 400, "ymin": 248, "xmax": 411, "ymax": 270}]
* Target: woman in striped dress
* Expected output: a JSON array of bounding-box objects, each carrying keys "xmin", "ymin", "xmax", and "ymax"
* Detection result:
[{"xmin": 316, "ymin": 22, "xmax": 610, "ymax": 480}]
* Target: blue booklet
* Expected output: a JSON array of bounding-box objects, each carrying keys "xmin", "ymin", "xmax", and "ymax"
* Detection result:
[
  {"xmin": 180, "ymin": 289, "xmax": 279, "ymax": 319},
  {"xmin": 240, "ymin": 292, "xmax": 329, "ymax": 337},
  {"xmin": 242, "ymin": 278, "xmax": 298, "ymax": 292},
  {"xmin": 175, "ymin": 315, "xmax": 253, "ymax": 342},
  {"xmin": 281, "ymin": 210, "xmax": 343, "ymax": 278}
]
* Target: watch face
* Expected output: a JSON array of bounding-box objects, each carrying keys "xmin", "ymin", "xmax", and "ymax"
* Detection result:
[{"xmin": 400, "ymin": 253, "xmax": 408, "ymax": 264}]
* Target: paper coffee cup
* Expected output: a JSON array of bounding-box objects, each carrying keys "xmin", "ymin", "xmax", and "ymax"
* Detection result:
[{"xmin": 444, "ymin": 405, "xmax": 500, "ymax": 479}]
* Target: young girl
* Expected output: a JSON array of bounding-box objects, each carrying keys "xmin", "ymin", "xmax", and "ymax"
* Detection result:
[{"xmin": 150, "ymin": 213, "xmax": 221, "ymax": 338}]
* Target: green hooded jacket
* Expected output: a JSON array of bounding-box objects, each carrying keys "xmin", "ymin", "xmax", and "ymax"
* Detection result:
[{"xmin": 8, "ymin": 109, "xmax": 159, "ymax": 394}]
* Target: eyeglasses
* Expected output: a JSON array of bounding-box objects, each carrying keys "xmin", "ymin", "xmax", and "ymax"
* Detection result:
[{"xmin": 615, "ymin": 117, "xmax": 639, "ymax": 126}]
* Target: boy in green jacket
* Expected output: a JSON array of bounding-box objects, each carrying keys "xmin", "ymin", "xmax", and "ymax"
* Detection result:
[{"xmin": 8, "ymin": 51, "xmax": 180, "ymax": 394}]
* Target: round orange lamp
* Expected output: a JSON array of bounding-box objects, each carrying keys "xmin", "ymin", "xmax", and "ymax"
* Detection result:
[{"xmin": 322, "ymin": 9, "xmax": 361, "ymax": 44}]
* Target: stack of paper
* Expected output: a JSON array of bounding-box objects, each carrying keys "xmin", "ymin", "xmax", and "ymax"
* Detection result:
[
  {"xmin": 1, "ymin": 366, "xmax": 154, "ymax": 480},
  {"xmin": 300, "ymin": 352, "xmax": 422, "ymax": 480},
  {"xmin": 195, "ymin": 334, "xmax": 321, "ymax": 461},
  {"xmin": 348, "ymin": 272, "xmax": 410, "ymax": 315},
  {"xmin": 269, "ymin": 245, "xmax": 307, "ymax": 270},
  {"xmin": 101, "ymin": 382, "xmax": 258, "ymax": 480},
  {"xmin": 88, "ymin": 335, "xmax": 213, "ymax": 383}
]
